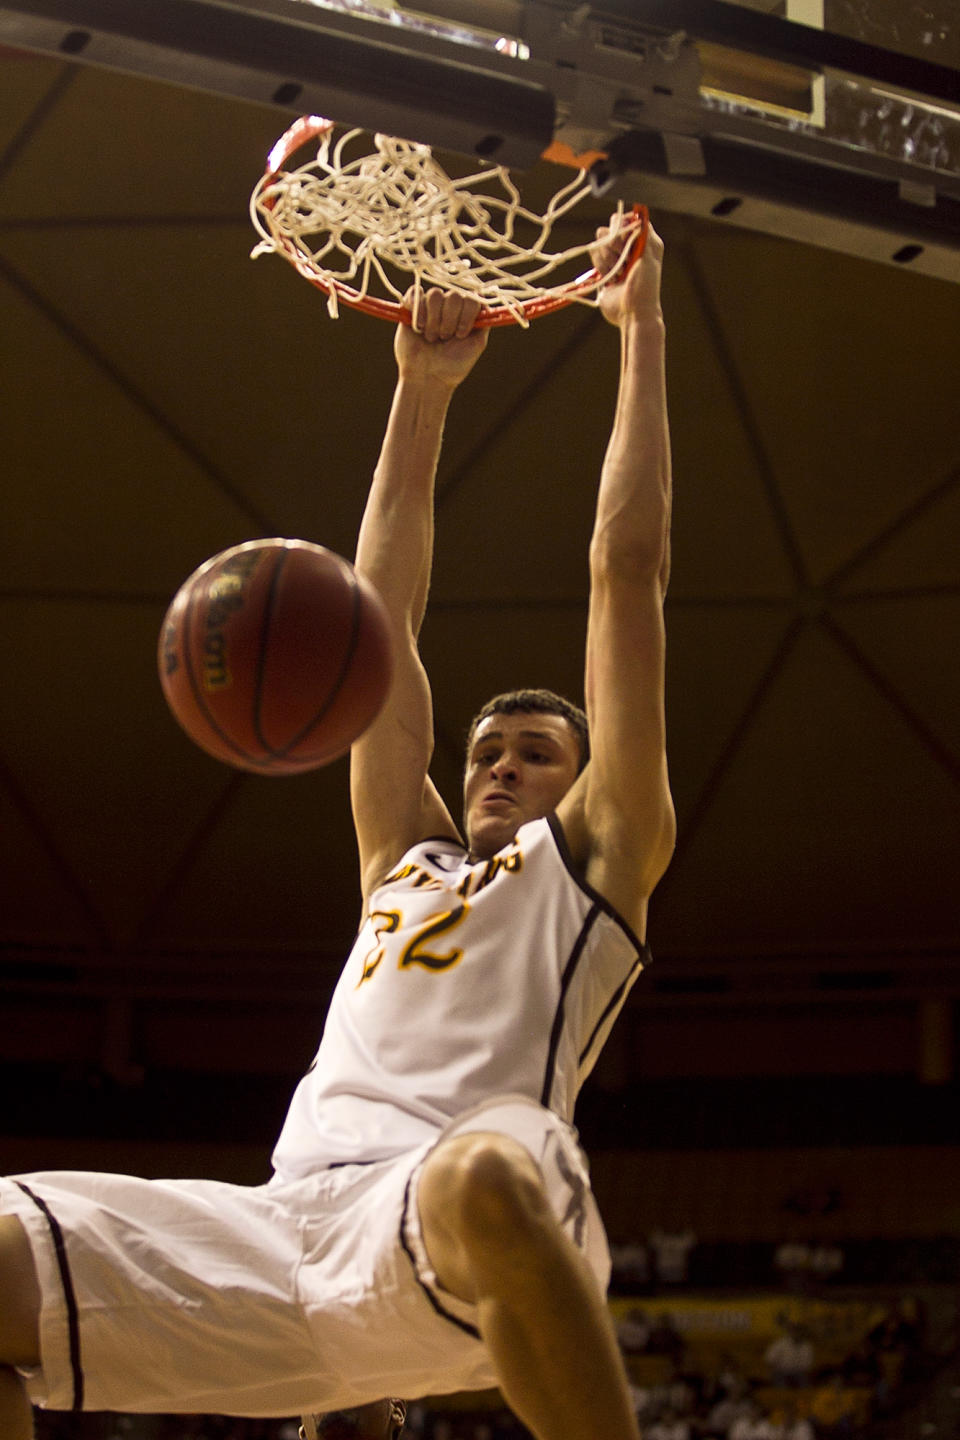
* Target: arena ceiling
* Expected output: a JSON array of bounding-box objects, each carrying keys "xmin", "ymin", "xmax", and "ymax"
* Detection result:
[{"xmin": 0, "ymin": 19, "xmax": 958, "ymax": 1155}]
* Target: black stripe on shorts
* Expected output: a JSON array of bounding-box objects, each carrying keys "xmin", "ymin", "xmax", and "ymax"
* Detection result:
[
  {"xmin": 399, "ymin": 1170, "xmax": 480, "ymax": 1341},
  {"xmin": 15, "ymin": 1181, "xmax": 84, "ymax": 1412}
]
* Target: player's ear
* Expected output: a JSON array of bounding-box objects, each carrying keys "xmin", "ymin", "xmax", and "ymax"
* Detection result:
[{"xmin": 389, "ymin": 1399, "xmax": 407, "ymax": 1437}]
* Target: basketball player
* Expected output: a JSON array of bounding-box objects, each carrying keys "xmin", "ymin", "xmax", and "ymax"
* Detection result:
[{"xmin": 0, "ymin": 213, "xmax": 674, "ymax": 1440}]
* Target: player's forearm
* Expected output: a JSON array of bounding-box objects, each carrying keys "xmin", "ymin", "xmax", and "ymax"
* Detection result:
[
  {"xmin": 355, "ymin": 375, "xmax": 455, "ymax": 637},
  {"xmin": 591, "ymin": 314, "xmax": 672, "ymax": 595}
]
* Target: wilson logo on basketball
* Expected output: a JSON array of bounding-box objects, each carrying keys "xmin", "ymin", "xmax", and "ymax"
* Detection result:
[
  {"xmin": 202, "ymin": 553, "xmax": 261, "ymax": 690},
  {"xmin": 203, "ymin": 630, "xmax": 230, "ymax": 690}
]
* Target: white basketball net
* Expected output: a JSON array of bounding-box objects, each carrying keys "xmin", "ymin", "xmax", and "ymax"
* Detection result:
[{"xmin": 250, "ymin": 121, "xmax": 640, "ymax": 326}]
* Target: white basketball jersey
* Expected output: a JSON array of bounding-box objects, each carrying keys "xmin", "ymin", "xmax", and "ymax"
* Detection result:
[{"xmin": 272, "ymin": 814, "xmax": 648, "ymax": 1179}]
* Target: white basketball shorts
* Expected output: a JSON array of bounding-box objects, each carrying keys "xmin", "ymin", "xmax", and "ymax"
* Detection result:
[{"xmin": 1, "ymin": 1095, "xmax": 610, "ymax": 1418}]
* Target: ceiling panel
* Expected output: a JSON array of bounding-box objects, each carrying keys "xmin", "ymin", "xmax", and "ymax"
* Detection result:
[{"xmin": 654, "ymin": 621, "xmax": 960, "ymax": 951}]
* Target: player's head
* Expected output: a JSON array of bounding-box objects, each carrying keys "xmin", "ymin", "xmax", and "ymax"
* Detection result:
[
  {"xmin": 300, "ymin": 1399, "xmax": 407, "ymax": 1440},
  {"xmin": 466, "ymin": 690, "xmax": 590, "ymax": 772},
  {"xmin": 463, "ymin": 689, "xmax": 589, "ymax": 858}
]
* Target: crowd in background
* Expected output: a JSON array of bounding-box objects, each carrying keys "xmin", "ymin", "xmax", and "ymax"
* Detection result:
[
  {"xmin": 605, "ymin": 1297, "xmax": 931, "ymax": 1440},
  {"xmin": 609, "ymin": 1232, "xmax": 960, "ymax": 1294}
]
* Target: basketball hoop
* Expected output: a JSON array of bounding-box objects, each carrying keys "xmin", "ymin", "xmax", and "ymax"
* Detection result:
[{"xmin": 250, "ymin": 116, "xmax": 648, "ymax": 328}]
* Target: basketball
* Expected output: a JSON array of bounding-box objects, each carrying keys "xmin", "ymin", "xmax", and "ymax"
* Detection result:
[{"xmin": 158, "ymin": 539, "xmax": 393, "ymax": 774}]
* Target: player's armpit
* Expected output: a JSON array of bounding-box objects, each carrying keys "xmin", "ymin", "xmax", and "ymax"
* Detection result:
[{"xmin": 558, "ymin": 570, "xmax": 675, "ymax": 934}]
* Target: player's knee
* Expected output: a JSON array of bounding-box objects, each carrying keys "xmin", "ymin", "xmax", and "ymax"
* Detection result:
[
  {"xmin": 441, "ymin": 1134, "xmax": 550, "ymax": 1249},
  {"xmin": 0, "ymin": 1216, "xmax": 41, "ymax": 1367}
]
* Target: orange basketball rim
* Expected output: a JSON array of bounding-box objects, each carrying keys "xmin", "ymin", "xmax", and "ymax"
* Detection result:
[{"xmin": 250, "ymin": 115, "xmax": 649, "ymax": 329}]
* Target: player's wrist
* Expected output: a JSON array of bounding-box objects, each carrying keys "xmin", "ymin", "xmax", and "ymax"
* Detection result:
[
  {"xmin": 390, "ymin": 374, "xmax": 461, "ymax": 434},
  {"xmin": 395, "ymin": 362, "xmax": 468, "ymax": 394},
  {"xmin": 619, "ymin": 309, "xmax": 666, "ymax": 348}
]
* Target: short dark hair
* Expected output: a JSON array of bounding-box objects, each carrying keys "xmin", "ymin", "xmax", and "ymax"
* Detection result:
[{"xmin": 465, "ymin": 688, "xmax": 590, "ymax": 773}]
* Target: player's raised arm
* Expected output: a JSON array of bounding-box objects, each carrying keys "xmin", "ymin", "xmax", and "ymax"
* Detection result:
[
  {"xmin": 556, "ymin": 216, "xmax": 676, "ymax": 939},
  {"xmin": 351, "ymin": 291, "xmax": 488, "ymax": 905}
]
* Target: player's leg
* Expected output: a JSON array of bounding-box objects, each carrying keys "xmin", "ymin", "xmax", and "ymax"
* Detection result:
[
  {"xmin": 417, "ymin": 1130, "xmax": 641, "ymax": 1440},
  {"xmin": 0, "ymin": 1215, "xmax": 41, "ymax": 1440},
  {"xmin": 0, "ymin": 1170, "xmax": 345, "ymax": 1420}
]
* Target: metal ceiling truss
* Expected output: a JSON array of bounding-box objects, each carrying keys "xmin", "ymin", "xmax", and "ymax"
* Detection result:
[{"xmin": 0, "ymin": 0, "xmax": 959, "ymax": 280}]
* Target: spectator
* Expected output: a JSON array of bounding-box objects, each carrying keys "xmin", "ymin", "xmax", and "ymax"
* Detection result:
[
  {"xmin": 646, "ymin": 1405, "xmax": 692, "ymax": 1440},
  {"xmin": 706, "ymin": 1353, "xmax": 749, "ymax": 1403},
  {"xmin": 808, "ymin": 1374, "xmax": 860, "ymax": 1437},
  {"xmin": 611, "ymin": 1238, "xmax": 652, "ymax": 1289},
  {"xmin": 649, "ymin": 1229, "xmax": 697, "ymax": 1286},
  {"xmin": 773, "ymin": 1239, "xmax": 812, "ymax": 1294},
  {"xmin": 729, "ymin": 1400, "xmax": 782, "ymax": 1440},
  {"xmin": 617, "ymin": 1305, "xmax": 652, "ymax": 1354},
  {"xmin": 727, "ymin": 1403, "xmax": 757, "ymax": 1440},
  {"xmin": 840, "ymin": 1339, "xmax": 881, "ymax": 1391},
  {"xmin": 764, "ymin": 1323, "xmax": 815, "ymax": 1387},
  {"xmin": 647, "ymin": 1311, "xmax": 686, "ymax": 1365},
  {"xmin": 701, "ymin": 1362, "xmax": 752, "ymax": 1438},
  {"xmin": 629, "ymin": 1382, "xmax": 652, "ymax": 1424},
  {"xmin": 869, "ymin": 1296, "xmax": 924, "ymax": 1378},
  {"xmin": 775, "ymin": 1398, "xmax": 814, "ymax": 1440},
  {"xmin": 665, "ymin": 1367, "xmax": 697, "ymax": 1418},
  {"xmin": 808, "ymin": 1244, "xmax": 844, "ymax": 1288},
  {"xmin": 752, "ymin": 1409, "xmax": 786, "ymax": 1440}
]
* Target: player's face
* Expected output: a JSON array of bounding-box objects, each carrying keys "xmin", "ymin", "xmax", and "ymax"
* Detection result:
[
  {"xmin": 301, "ymin": 1399, "xmax": 406, "ymax": 1440},
  {"xmin": 463, "ymin": 710, "xmax": 582, "ymax": 859}
]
